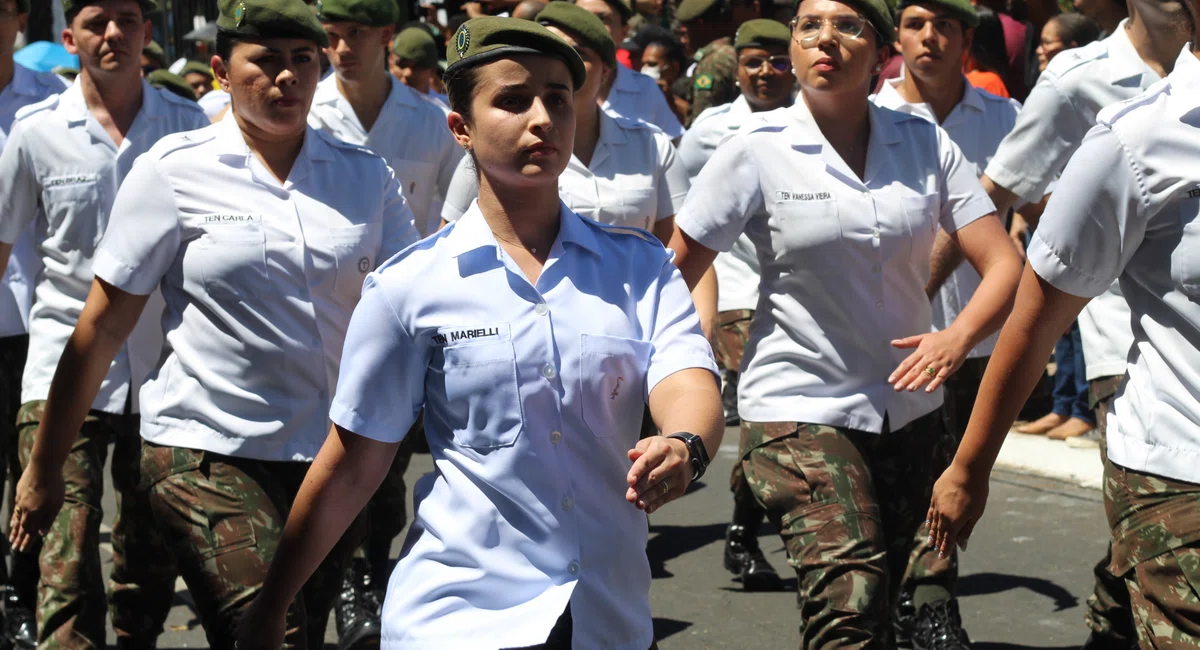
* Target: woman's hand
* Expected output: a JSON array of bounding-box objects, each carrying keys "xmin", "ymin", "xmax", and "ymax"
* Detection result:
[
  {"xmin": 234, "ymin": 594, "xmax": 289, "ymax": 650},
  {"xmin": 927, "ymin": 461, "xmax": 990, "ymax": 556},
  {"xmin": 9, "ymin": 463, "xmax": 65, "ymax": 553},
  {"xmin": 888, "ymin": 327, "xmax": 972, "ymax": 393},
  {"xmin": 626, "ymin": 436, "xmax": 692, "ymax": 514}
]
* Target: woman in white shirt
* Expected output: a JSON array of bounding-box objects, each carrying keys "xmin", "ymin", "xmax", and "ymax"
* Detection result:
[
  {"xmin": 439, "ymin": 3, "xmax": 689, "ymax": 244},
  {"xmin": 235, "ymin": 16, "xmax": 723, "ymax": 650},
  {"xmin": 7, "ymin": 0, "xmax": 418, "ymax": 646},
  {"xmin": 667, "ymin": 0, "xmax": 1022, "ymax": 644}
]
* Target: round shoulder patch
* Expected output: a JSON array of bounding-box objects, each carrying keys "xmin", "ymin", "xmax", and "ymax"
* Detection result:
[
  {"xmin": 694, "ymin": 74, "xmax": 713, "ymax": 90},
  {"xmin": 455, "ymin": 26, "xmax": 471, "ymax": 58}
]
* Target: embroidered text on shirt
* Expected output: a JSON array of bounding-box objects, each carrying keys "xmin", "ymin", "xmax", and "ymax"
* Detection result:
[
  {"xmin": 432, "ymin": 327, "xmax": 501, "ymax": 346},
  {"xmin": 776, "ymin": 190, "xmax": 833, "ymax": 202}
]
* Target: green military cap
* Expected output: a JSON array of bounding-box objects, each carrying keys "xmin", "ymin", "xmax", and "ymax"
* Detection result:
[
  {"xmin": 147, "ymin": 70, "xmax": 197, "ymax": 100},
  {"xmin": 392, "ymin": 26, "xmax": 439, "ymax": 68},
  {"xmin": 536, "ymin": 2, "xmax": 616, "ymax": 68},
  {"xmin": 216, "ymin": 0, "xmax": 330, "ymax": 47},
  {"xmin": 446, "ymin": 16, "xmax": 587, "ymax": 90},
  {"xmin": 315, "ymin": 0, "xmax": 400, "ymax": 27},
  {"xmin": 675, "ymin": 0, "xmax": 718, "ymax": 23},
  {"xmin": 897, "ymin": 0, "xmax": 979, "ymax": 28},
  {"xmin": 569, "ymin": 0, "xmax": 632, "ymax": 21},
  {"xmin": 791, "ymin": 0, "xmax": 896, "ymax": 44},
  {"xmin": 734, "ymin": 18, "xmax": 790, "ymax": 50},
  {"xmin": 180, "ymin": 60, "xmax": 214, "ymax": 78},
  {"xmin": 62, "ymin": 0, "xmax": 158, "ymax": 15},
  {"xmin": 142, "ymin": 41, "xmax": 168, "ymax": 68}
]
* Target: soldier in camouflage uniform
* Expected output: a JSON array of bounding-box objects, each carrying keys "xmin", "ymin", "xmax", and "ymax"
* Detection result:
[{"xmin": 675, "ymin": 0, "xmax": 757, "ymax": 126}]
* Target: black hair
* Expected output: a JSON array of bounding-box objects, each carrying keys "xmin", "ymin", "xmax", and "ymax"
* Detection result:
[
  {"xmin": 969, "ymin": 6, "xmax": 1008, "ymax": 75},
  {"xmin": 216, "ymin": 30, "xmax": 236, "ymax": 62},
  {"xmin": 1049, "ymin": 12, "xmax": 1102, "ymax": 48},
  {"xmin": 444, "ymin": 64, "xmax": 479, "ymax": 121},
  {"xmin": 633, "ymin": 25, "xmax": 687, "ymax": 68}
]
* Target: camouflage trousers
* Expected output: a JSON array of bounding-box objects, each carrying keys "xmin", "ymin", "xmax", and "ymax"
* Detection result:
[
  {"xmin": 899, "ymin": 357, "xmax": 990, "ymax": 598},
  {"xmin": 16, "ymin": 400, "xmax": 177, "ymax": 650},
  {"xmin": 141, "ymin": 442, "xmax": 362, "ymax": 649},
  {"xmin": 1104, "ymin": 455, "xmax": 1200, "ymax": 647},
  {"xmin": 740, "ymin": 411, "xmax": 947, "ymax": 649},
  {"xmin": 715, "ymin": 310, "xmax": 759, "ymax": 511},
  {"xmin": 1086, "ymin": 375, "xmax": 1137, "ymax": 646}
]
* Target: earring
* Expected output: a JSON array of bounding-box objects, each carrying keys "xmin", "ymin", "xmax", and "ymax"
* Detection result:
[
  {"xmin": 872, "ymin": 65, "xmax": 882, "ymax": 74},
  {"xmin": 460, "ymin": 142, "xmax": 470, "ymax": 150}
]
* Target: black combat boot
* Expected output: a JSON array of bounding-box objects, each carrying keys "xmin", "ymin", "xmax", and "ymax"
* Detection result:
[
  {"xmin": 911, "ymin": 599, "xmax": 971, "ymax": 650},
  {"xmin": 893, "ymin": 589, "xmax": 917, "ymax": 648},
  {"xmin": 722, "ymin": 371, "xmax": 741, "ymax": 427},
  {"xmin": 1079, "ymin": 631, "xmax": 1138, "ymax": 650},
  {"xmin": 335, "ymin": 558, "xmax": 382, "ymax": 650},
  {"xmin": 723, "ymin": 502, "xmax": 784, "ymax": 592},
  {"xmin": 4, "ymin": 547, "xmax": 37, "ymax": 650}
]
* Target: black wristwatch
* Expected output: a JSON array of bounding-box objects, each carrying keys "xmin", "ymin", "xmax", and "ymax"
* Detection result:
[{"xmin": 667, "ymin": 432, "xmax": 710, "ymax": 482}]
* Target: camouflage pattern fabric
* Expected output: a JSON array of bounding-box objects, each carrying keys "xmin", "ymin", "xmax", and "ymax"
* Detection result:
[
  {"xmin": 717, "ymin": 310, "xmax": 758, "ymax": 510},
  {"xmin": 740, "ymin": 411, "xmax": 946, "ymax": 648},
  {"xmin": 899, "ymin": 356, "xmax": 990, "ymax": 592},
  {"xmin": 16, "ymin": 400, "xmax": 177, "ymax": 650},
  {"xmin": 1104, "ymin": 456, "xmax": 1200, "ymax": 647},
  {"xmin": 1084, "ymin": 375, "xmax": 1136, "ymax": 645},
  {"xmin": 686, "ymin": 37, "xmax": 737, "ymax": 127},
  {"xmin": 141, "ymin": 442, "xmax": 362, "ymax": 649}
]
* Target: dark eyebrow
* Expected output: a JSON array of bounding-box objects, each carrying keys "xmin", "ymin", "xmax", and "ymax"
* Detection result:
[
  {"xmin": 547, "ymin": 82, "xmax": 571, "ymax": 92},
  {"xmin": 497, "ymin": 83, "xmax": 530, "ymax": 93}
]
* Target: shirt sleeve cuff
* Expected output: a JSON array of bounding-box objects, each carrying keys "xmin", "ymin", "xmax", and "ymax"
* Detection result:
[
  {"xmin": 984, "ymin": 159, "xmax": 1052, "ymax": 206},
  {"xmin": 329, "ymin": 400, "xmax": 412, "ymax": 445},
  {"xmin": 92, "ymin": 249, "xmax": 159, "ymax": 296},
  {"xmin": 1027, "ymin": 231, "xmax": 1112, "ymax": 299},
  {"xmin": 646, "ymin": 353, "xmax": 720, "ymax": 398},
  {"xmin": 946, "ymin": 195, "xmax": 996, "ymax": 233}
]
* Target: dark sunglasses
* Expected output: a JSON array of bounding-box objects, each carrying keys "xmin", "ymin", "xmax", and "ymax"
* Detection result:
[{"xmin": 740, "ymin": 54, "xmax": 791, "ymax": 74}]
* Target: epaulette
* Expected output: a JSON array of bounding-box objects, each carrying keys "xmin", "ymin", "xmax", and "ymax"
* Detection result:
[
  {"xmin": 13, "ymin": 93, "xmax": 60, "ymax": 121},
  {"xmin": 1097, "ymin": 78, "xmax": 1171, "ymax": 127}
]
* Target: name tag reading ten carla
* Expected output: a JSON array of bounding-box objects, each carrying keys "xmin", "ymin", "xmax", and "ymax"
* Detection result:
[{"xmin": 431, "ymin": 323, "xmax": 511, "ymax": 347}]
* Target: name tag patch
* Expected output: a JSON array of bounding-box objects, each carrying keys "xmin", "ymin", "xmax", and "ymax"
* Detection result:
[
  {"xmin": 1187, "ymin": 187, "xmax": 1200, "ymax": 199},
  {"xmin": 432, "ymin": 323, "xmax": 509, "ymax": 346},
  {"xmin": 776, "ymin": 190, "xmax": 833, "ymax": 202},
  {"xmin": 44, "ymin": 174, "xmax": 99, "ymax": 188},
  {"xmin": 203, "ymin": 214, "xmax": 261, "ymax": 224}
]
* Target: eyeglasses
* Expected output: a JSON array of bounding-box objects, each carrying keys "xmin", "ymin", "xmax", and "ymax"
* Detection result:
[
  {"xmin": 740, "ymin": 54, "xmax": 791, "ymax": 74},
  {"xmin": 789, "ymin": 14, "xmax": 871, "ymax": 48}
]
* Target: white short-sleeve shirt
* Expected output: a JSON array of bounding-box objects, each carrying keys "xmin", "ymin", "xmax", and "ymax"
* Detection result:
[
  {"xmin": 308, "ymin": 75, "xmax": 462, "ymax": 238},
  {"xmin": 602, "ymin": 64, "xmax": 686, "ymax": 140},
  {"xmin": 92, "ymin": 116, "xmax": 418, "ymax": 462},
  {"xmin": 0, "ymin": 63, "xmax": 67, "ymax": 338},
  {"xmin": 678, "ymin": 95, "xmax": 762, "ymax": 313},
  {"xmin": 874, "ymin": 76, "xmax": 1021, "ymax": 359},
  {"xmin": 676, "ymin": 101, "xmax": 995, "ymax": 432},
  {"xmin": 329, "ymin": 202, "xmax": 716, "ymax": 649},
  {"xmin": 1027, "ymin": 49, "xmax": 1200, "ymax": 484},
  {"xmin": 984, "ymin": 22, "xmax": 1156, "ymax": 380},
  {"xmin": 0, "ymin": 81, "xmax": 209, "ymax": 412},
  {"xmin": 442, "ymin": 112, "xmax": 688, "ymax": 231}
]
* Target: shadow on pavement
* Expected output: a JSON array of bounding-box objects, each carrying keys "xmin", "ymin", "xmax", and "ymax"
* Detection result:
[
  {"xmin": 646, "ymin": 523, "xmax": 726, "ymax": 579},
  {"xmin": 959, "ymin": 571, "xmax": 1079, "ymax": 611},
  {"xmin": 972, "ymin": 644, "xmax": 1080, "ymax": 650},
  {"xmin": 652, "ymin": 617, "xmax": 693, "ymax": 641}
]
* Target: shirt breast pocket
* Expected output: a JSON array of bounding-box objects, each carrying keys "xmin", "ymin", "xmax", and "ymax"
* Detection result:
[
  {"xmin": 610, "ymin": 184, "xmax": 657, "ymax": 230},
  {"xmin": 580, "ymin": 333, "xmax": 652, "ymax": 439},
  {"xmin": 902, "ymin": 193, "xmax": 939, "ymax": 259},
  {"xmin": 42, "ymin": 181, "xmax": 102, "ymax": 253},
  {"xmin": 774, "ymin": 199, "xmax": 841, "ymax": 253},
  {"xmin": 327, "ymin": 223, "xmax": 380, "ymax": 299},
  {"xmin": 390, "ymin": 160, "xmax": 435, "ymax": 211},
  {"xmin": 197, "ymin": 225, "xmax": 267, "ymax": 301},
  {"xmin": 441, "ymin": 338, "xmax": 523, "ymax": 449}
]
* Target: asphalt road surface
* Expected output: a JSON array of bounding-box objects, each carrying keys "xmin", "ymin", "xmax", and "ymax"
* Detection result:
[{"xmin": 82, "ymin": 429, "xmax": 1107, "ymax": 648}]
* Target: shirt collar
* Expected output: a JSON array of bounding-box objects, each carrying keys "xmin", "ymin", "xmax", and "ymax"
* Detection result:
[
  {"xmin": 875, "ymin": 72, "xmax": 984, "ymax": 118},
  {"xmin": 613, "ymin": 65, "xmax": 637, "ymax": 93},
  {"xmin": 789, "ymin": 100, "xmax": 901, "ymax": 146},
  {"xmin": 59, "ymin": 78, "xmax": 166, "ymax": 126},
  {"xmin": 1106, "ymin": 20, "xmax": 1158, "ymax": 84},
  {"xmin": 447, "ymin": 200, "xmax": 602, "ymax": 259},
  {"xmin": 1170, "ymin": 46, "xmax": 1200, "ymax": 106},
  {"xmin": 215, "ymin": 111, "xmax": 334, "ymax": 170}
]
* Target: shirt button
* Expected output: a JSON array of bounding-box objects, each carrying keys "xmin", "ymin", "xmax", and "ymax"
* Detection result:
[
  {"xmin": 535, "ymin": 302, "xmax": 549, "ymax": 316},
  {"xmin": 872, "ymin": 228, "xmax": 881, "ymax": 238},
  {"xmin": 568, "ymin": 560, "xmax": 580, "ymax": 576},
  {"xmin": 876, "ymin": 301, "xmax": 885, "ymax": 311},
  {"xmin": 542, "ymin": 363, "xmax": 557, "ymax": 379},
  {"xmin": 561, "ymin": 496, "xmax": 574, "ymax": 512},
  {"xmin": 550, "ymin": 431, "xmax": 562, "ymax": 444}
]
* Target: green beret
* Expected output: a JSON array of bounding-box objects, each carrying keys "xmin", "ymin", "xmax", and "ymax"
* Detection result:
[
  {"xmin": 62, "ymin": 0, "xmax": 158, "ymax": 16},
  {"xmin": 392, "ymin": 26, "xmax": 439, "ymax": 68},
  {"xmin": 536, "ymin": 2, "xmax": 616, "ymax": 69},
  {"xmin": 569, "ymin": 0, "xmax": 632, "ymax": 21},
  {"xmin": 675, "ymin": 0, "xmax": 717, "ymax": 22},
  {"xmin": 147, "ymin": 70, "xmax": 197, "ymax": 101},
  {"xmin": 180, "ymin": 61, "xmax": 214, "ymax": 78},
  {"xmin": 791, "ymin": 0, "xmax": 896, "ymax": 44},
  {"xmin": 446, "ymin": 16, "xmax": 587, "ymax": 90},
  {"xmin": 315, "ymin": 0, "xmax": 399, "ymax": 27},
  {"xmin": 897, "ymin": 0, "xmax": 979, "ymax": 28},
  {"xmin": 141, "ymin": 41, "xmax": 168, "ymax": 68},
  {"xmin": 734, "ymin": 18, "xmax": 790, "ymax": 50},
  {"xmin": 216, "ymin": 0, "xmax": 330, "ymax": 47}
]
